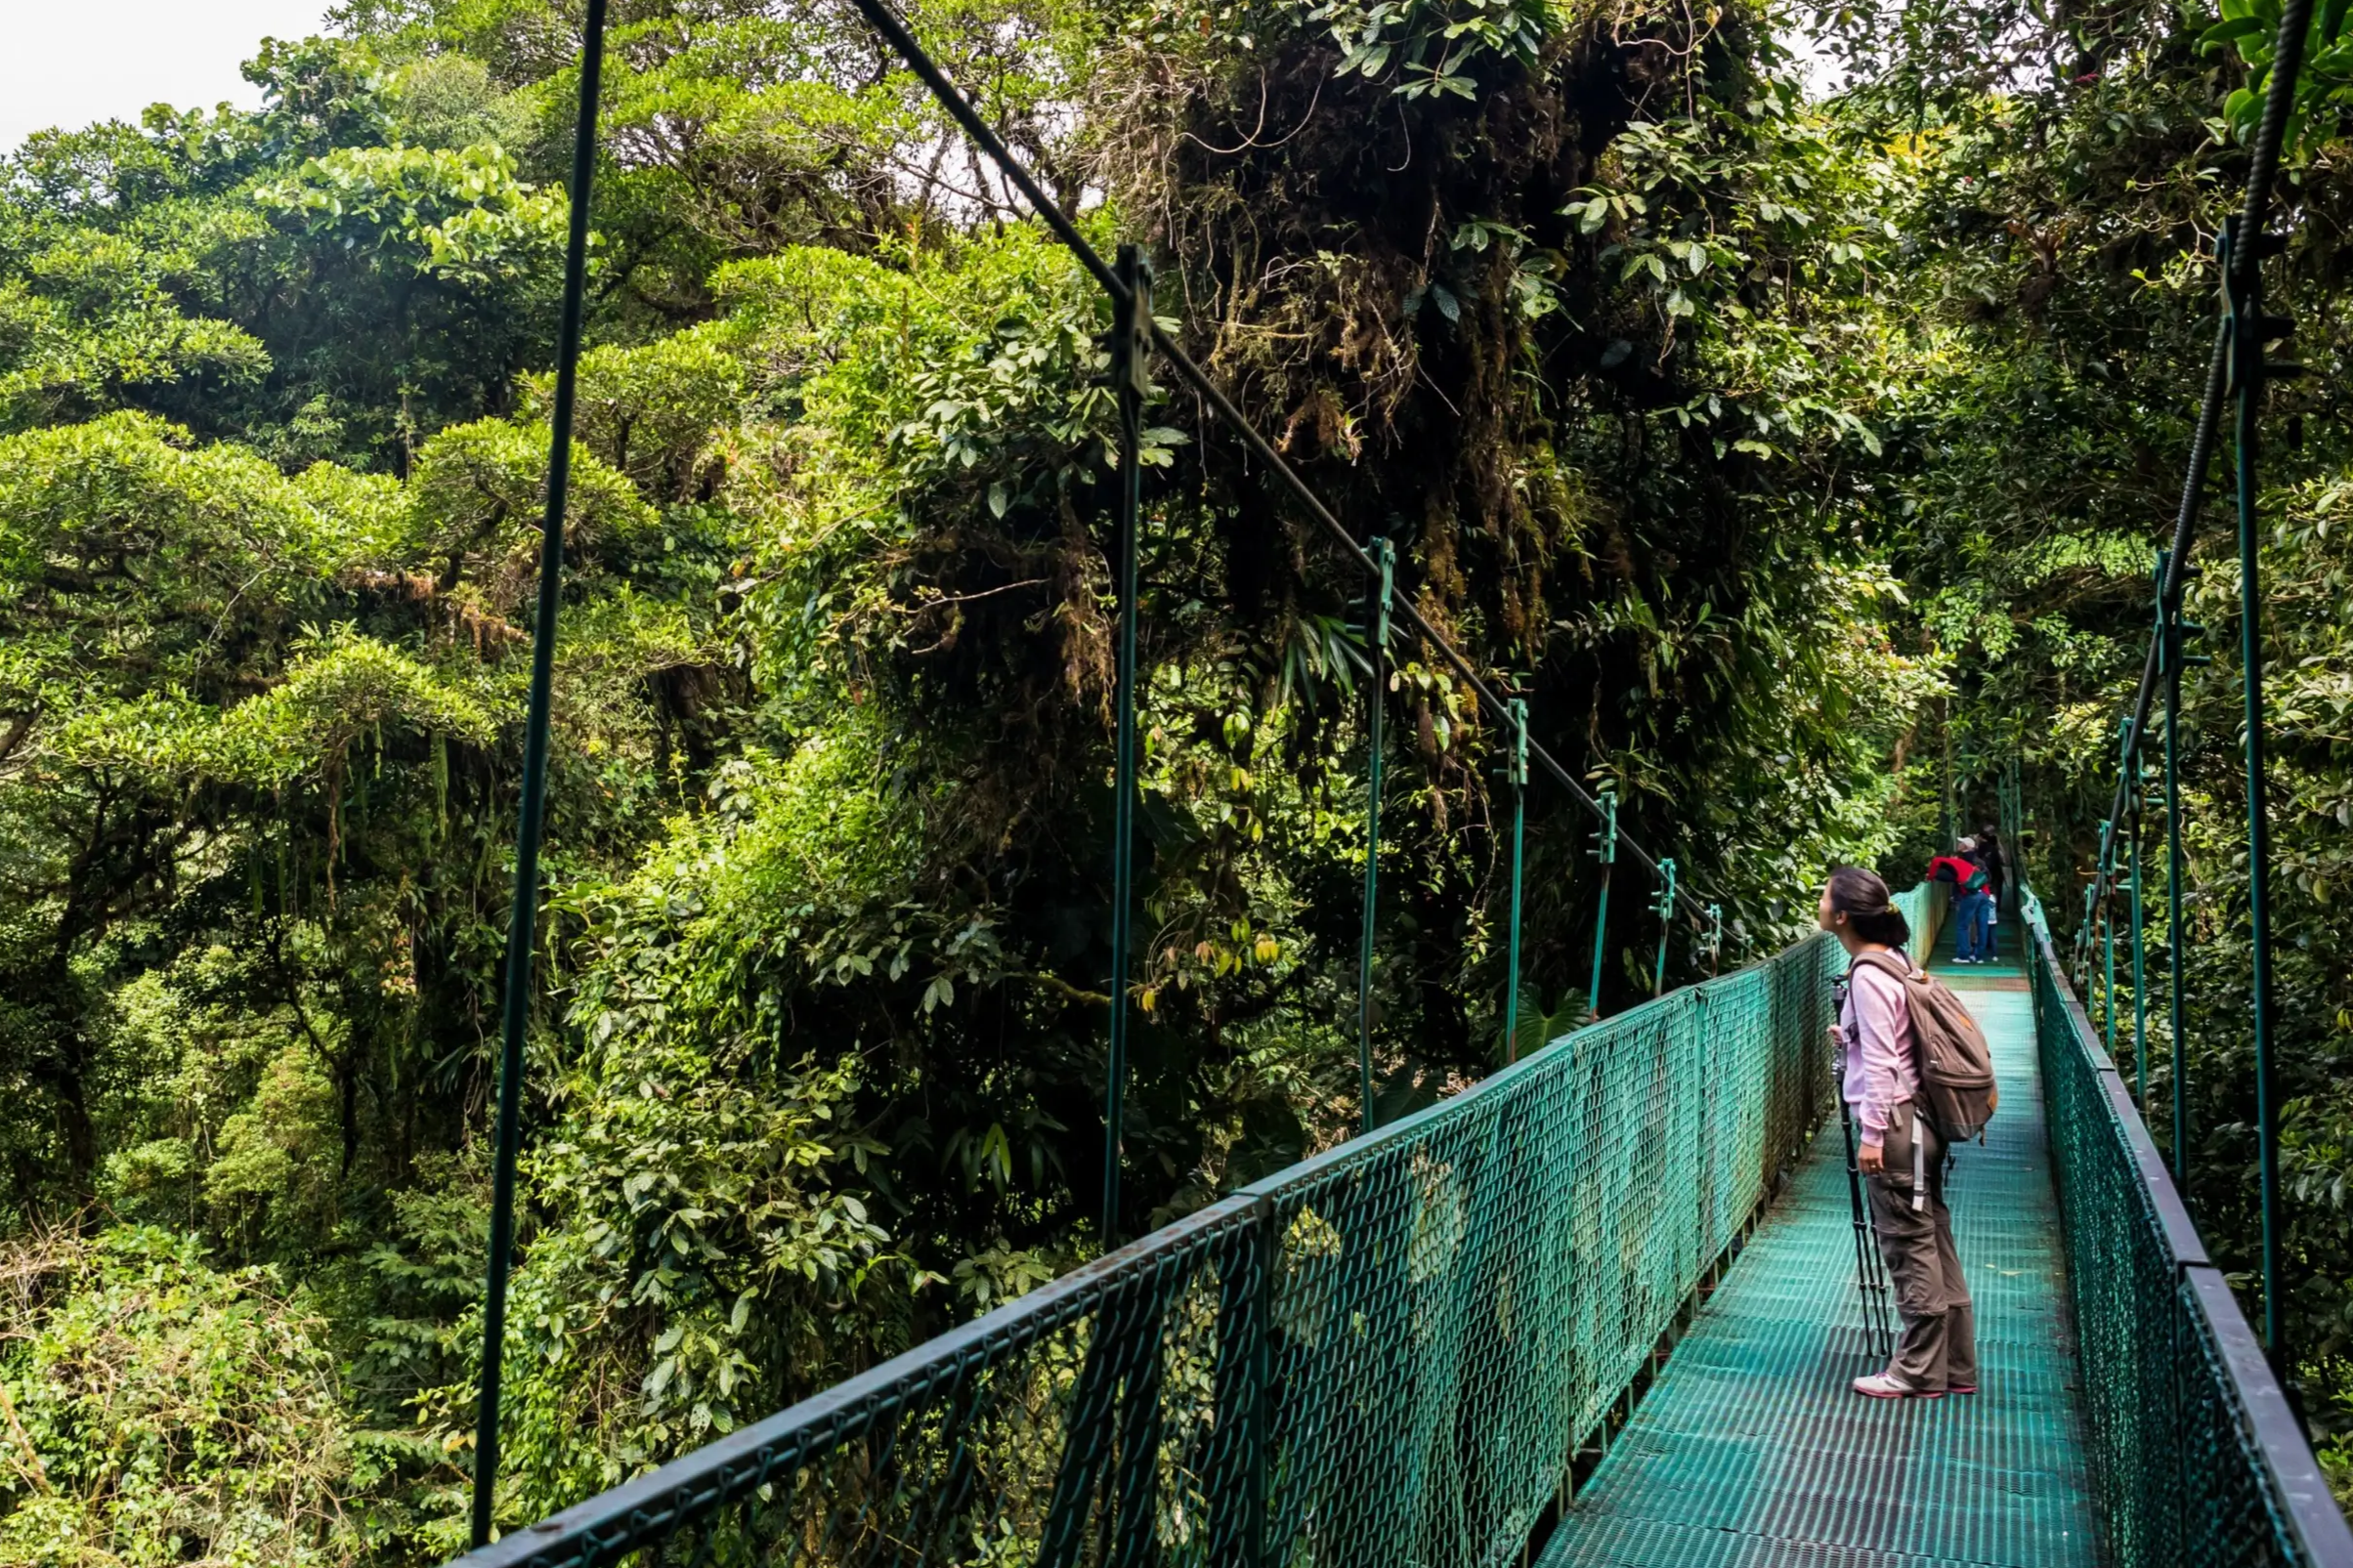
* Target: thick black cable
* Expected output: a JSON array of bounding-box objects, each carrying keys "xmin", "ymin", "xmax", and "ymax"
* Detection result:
[
  {"xmin": 471, "ymin": 0, "xmax": 607, "ymax": 1547},
  {"xmin": 2090, "ymin": 0, "xmax": 2311, "ymax": 904},
  {"xmin": 1151, "ymin": 329, "xmax": 1726, "ymax": 928},
  {"xmin": 845, "ymin": 0, "xmax": 1724, "ymax": 935},
  {"xmin": 2091, "ymin": 319, "xmax": 2226, "ymax": 897},
  {"xmin": 2079, "ymin": 0, "xmax": 2312, "ymax": 1368},
  {"xmin": 844, "ymin": 0, "xmax": 1124, "ymax": 303}
]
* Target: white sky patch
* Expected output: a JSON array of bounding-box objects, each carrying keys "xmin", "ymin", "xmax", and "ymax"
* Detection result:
[
  {"xmin": 2, "ymin": 0, "xmax": 332, "ymax": 152},
  {"xmin": 1777, "ymin": 20, "xmax": 1851, "ymax": 101}
]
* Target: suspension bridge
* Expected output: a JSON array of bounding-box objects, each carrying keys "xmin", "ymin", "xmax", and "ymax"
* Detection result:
[
  {"xmin": 444, "ymin": 0, "xmax": 2353, "ymax": 1559},
  {"xmin": 453, "ymin": 882, "xmax": 2349, "ymax": 1568}
]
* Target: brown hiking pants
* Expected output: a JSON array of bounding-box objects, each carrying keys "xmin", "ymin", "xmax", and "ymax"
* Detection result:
[{"xmin": 1867, "ymin": 1102, "xmax": 1978, "ymax": 1392}]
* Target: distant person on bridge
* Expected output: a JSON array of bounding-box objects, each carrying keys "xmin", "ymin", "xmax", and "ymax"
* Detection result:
[
  {"xmin": 1975, "ymin": 825, "xmax": 2007, "ymax": 930},
  {"xmin": 1928, "ymin": 838, "xmax": 1995, "ymax": 963},
  {"xmin": 1822, "ymin": 868, "xmax": 1979, "ymax": 1400}
]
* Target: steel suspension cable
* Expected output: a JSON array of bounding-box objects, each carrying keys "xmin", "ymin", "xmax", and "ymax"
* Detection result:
[
  {"xmin": 840, "ymin": 0, "xmax": 1728, "ymax": 945},
  {"xmin": 471, "ymin": 0, "xmax": 608, "ymax": 1545},
  {"xmin": 1146, "ymin": 326, "xmax": 1722, "ymax": 926}
]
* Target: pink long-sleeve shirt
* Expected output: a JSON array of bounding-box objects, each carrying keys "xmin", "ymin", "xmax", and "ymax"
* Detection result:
[{"xmin": 1840, "ymin": 957, "xmax": 1918, "ymax": 1150}]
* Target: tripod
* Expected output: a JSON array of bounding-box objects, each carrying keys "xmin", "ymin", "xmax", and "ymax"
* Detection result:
[{"xmin": 1833, "ymin": 980, "xmax": 1896, "ymax": 1362}]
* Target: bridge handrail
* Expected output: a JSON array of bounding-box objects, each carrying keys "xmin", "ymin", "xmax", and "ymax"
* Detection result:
[
  {"xmin": 453, "ymin": 883, "xmax": 1943, "ymax": 1566},
  {"xmin": 2021, "ymin": 884, "xmax": 2353, "ymax": 1565}
]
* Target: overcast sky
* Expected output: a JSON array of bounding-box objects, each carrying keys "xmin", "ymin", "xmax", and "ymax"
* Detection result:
[
  {"xmin": 3, "ymin": 0, "xmax": 334, "ymax": 151},
  {"xmin": 0, "ymin": 0, "xmax": 1846, "ymax": 156}
]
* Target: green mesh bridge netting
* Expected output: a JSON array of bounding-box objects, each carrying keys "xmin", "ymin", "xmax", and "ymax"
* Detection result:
[
  {"xmin": 2022, "ymin": 890, "xmax": 2350, "ymax": 1565},
  {"xmin": 453, "ymin": 881, "xmax": 2348, "ymax": 1567}
]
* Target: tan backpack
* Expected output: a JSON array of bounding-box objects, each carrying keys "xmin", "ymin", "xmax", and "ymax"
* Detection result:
[{"xmin": 1851, "ymin": 951, "xmax": 2000, "ymax": 1142}]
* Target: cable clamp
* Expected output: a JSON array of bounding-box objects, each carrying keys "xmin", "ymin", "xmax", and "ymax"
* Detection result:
[{"xmin": 1589, "ymin": 784, "xmax": 1618, "ymax": 866}]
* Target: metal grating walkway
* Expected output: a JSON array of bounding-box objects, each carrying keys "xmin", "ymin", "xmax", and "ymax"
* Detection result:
[{"xmin": 1537, "ymin": 923, "xmax": 2103, "ymax": 1567}]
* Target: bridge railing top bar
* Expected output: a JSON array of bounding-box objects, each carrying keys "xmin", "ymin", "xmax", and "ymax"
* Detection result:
[
  {"xmin": 842, "ymin": 0, "xmax": 1718, "ymax": 929},
  {"xmin": 2022, "ymin": 886, "xmax": 2353, "ymax": 1564},
  {"xmin": 2186, "ymin": 1267, "xmax": 2346, "ymax": 1555}
]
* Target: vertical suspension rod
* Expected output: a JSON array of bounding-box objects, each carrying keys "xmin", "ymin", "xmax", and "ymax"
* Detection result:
[
  {"xmin": 2225, "ymin": 212, "xmax": 2290, "ymax": 1360},
  {"xmin": 1587, "ymin": 785, "xmax": 1617, "ymax": 1020},
  {"xmin": 1650, "ymin": 858, "xmax": 1677, "ymax": 997},
  {"xmin": 2102, "ymin": 861, "xmax": 2118, "ymax": 1059},
  {"xmin": 471, "ymin": 0, "xmax": 608, "ymax": 1545},
  {"xmin": 1503, "ymin": 699, "xmax": 1528, "ymax": 1061},
  {"xmin": 2160, "ymin": 551, "xmax": 2203, "ymax": 1188},
  {"xmin": 1101, "ymin": 246, "xmax": 1151, "ymax": 1247},
  {"xmin": 2129, "ymin": 768, "xmax": 2149, "ymax": 1108},
  {"xmin": 1357, "ymin": 538, "xmax": 1393, "ymax": 1130}
]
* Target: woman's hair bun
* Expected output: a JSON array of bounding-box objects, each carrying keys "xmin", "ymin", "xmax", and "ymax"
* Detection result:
[{"xmin": 1826, "ymin": 866, "xmax": 1912, "ymax": 948}]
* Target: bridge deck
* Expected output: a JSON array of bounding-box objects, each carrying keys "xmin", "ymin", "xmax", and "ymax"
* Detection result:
[{"xmin": 1537, "ymin": 924, "xmax": 2102, "ymax": 1567}]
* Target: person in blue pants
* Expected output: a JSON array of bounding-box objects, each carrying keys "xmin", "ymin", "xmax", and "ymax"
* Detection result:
[
  {"xmin": 1928, "ymin": 838, "xmax": 1994, "ymax": 962},
  {"xmin": 1960, "ymin": 881, "xmax": 1993, "ymax": 962}
]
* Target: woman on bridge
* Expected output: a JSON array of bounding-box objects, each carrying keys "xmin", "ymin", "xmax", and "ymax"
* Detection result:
[{"xmin": 1822, "ymin": 868, "xmax": 1980, "ymax": 1399}]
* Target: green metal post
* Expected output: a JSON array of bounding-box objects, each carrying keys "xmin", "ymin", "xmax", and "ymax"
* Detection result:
[
  {"xmin": 1503, "ymin": 699, "xmax": 1528, "ymax": 1063},
  {"xmin": 472, "ymin": 2, "xmax": 607, "ymax": 1544},
  {"xmin": 1357, "ymin": 538, "xmax": 1393, "ymax": 1132},
  {"xmin": 1650, "ymin": 858, "xmax": 1677, "ymax": 997},
  {"xmin": 1586, "ymin": 785, "xmax": 1617, "ymax": 1019},
  {"xmin": 2224, "ymin": 219, "xmax": 2286, "ymax": 1357},
  {"xmin": 1100, "ymin": 245, "xmax": 1152, "ymax": 1246}
]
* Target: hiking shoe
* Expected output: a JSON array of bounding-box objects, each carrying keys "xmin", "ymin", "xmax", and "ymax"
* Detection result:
[
  {"xmin": 1853, "ymin": 1372, "xmax": 1943, "ymax": 1399},
  {"xmin": 1948, "ymin": 1382, "xmax": 1979, "ymax": 1395}
]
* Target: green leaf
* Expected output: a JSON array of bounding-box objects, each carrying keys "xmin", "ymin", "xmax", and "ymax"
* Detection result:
[{"xmin": 2201, "ymin": 16, "xmax": 2265, "ymax": 48}]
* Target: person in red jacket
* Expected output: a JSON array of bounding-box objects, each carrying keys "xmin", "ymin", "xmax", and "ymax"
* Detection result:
[{"xmin": 1928, "ymin": 839, "xmax": 1994, "ymax": 963}]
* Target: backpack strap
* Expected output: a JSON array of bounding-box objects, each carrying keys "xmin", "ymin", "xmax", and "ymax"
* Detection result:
[
  {"xmin": 1847, "ymin": 950, "xmax": 1930, "ymax": 1106},
  {"xmin": 1848, "ymin": 949, "xmax": 1916, "ymax": 985}
]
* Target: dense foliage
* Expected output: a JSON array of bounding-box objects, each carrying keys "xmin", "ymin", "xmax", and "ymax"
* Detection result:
[{"xmin": 0, "ymin": 0, "xmax": 2348, "ymax": 1555}]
